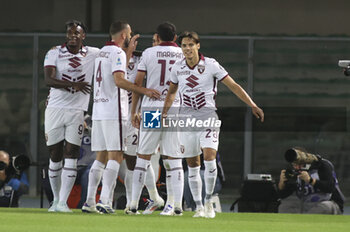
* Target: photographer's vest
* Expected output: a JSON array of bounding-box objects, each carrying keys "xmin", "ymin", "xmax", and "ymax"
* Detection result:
[{"xmin": 295, "ymin": 169, "xmax": 332, "ymax": 203}]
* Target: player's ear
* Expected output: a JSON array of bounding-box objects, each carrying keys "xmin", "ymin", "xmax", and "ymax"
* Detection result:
[
  {"xmin": 82, "ymin": 32, "xmax": 86, "ymax": 40},
  {"xmin": 173, "ymin": 34, "xmax": 177, "ymax": 42},
  {"xmin": 197, "ymin": 43, "xmax": 200, "ymax": 50}
]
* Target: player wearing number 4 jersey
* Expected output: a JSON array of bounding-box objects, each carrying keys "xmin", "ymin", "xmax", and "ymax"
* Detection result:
[
  {"xmin": 130, "ymin": 22, "xmax": 184, "ymax": 215},
  {"xmin": 82, "ymin": 21, "xmax": 160, "ymax": 214},
  {"xmin": 44, "ymin": 20, "xmax": 99, "ymax": 213},
  {"xmin": 163, "ymin": 31, "xmax": 264, "ymax": 218}
]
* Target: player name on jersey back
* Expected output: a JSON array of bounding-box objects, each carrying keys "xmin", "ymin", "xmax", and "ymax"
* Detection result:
[
  {"xmin": 92, "ymin": 42, "xmax": 128, "ymax": 121},
  {"xmin": 138, "ymin": 43, "xmax": 183, "ymax": 109}
]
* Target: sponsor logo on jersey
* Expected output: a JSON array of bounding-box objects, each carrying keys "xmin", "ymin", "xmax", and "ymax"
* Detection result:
[
  {"xmin": 186, "ymin": 75, "xmax": 199, "ymax": 88},
  {"xmin": 116, "ymin": 58, "xmax": 122, "ymax": 65},
  {"xmin": 143, "ymin": 109, "xmax": 162, "ymax": 129},
  {"xmin": 68, "ymin": 57, "xmax": 82, "ymax": 68},
  {"xmin": 177, "ymin": 70, "xmax": 191, "ymax": 76}
]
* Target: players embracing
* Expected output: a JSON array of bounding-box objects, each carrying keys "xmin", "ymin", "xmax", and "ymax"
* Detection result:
[
  {"xmin": 81, "ymin": 21, "xmax": 160, "ymax": 214},
  {"xmin": 130, "ymin": 22, "xmax": 185, "ymax": 215}
]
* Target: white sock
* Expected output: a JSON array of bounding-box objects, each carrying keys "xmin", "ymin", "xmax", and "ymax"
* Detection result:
[
  {"xmin": 163, "ymin": 160, "xmax": 174, "ymax": 206},
  {"xmin": 108, "ymin": 179, "xmax": 116, "ymax": 207},
  {"xmin": 124, "ymin": 169, "xmax": 133, "ymax": 208},
  {"xmin": 48, "ymin": 159, "xmax": 62, "ymax": 203},
  {"xmin": 168, "ymin": 159, "xmax": 184, "ymax": 209},
  {"xmin": 99, "ymin": 160, "xmax": 120, "ymax": 204},
  {"xmin": 59, "ymin": 158, "xmax": 77, "ymax": 204},
  {"xmin": 130, "ymin": 158, "xmax": 150, "ymax": 209},
  {"xmin": 204, "ymin": 159, "xmax": 217, "ymax": 202},
  {"xmin": 86, "ymin": 160, "xmax": 105, "ymax": 205},
  {"xmin": 188, "ymin": 166, "xmax": 203, "ymax": 209},
  {"xmin": 145, "ymin": 164, "xmax": 160, "ymax": 201}
]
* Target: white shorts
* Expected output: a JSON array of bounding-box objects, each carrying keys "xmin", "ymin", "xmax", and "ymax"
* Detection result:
[
  {"xmin": 179, "ymin": 128, "xmax": 220, "ymax": 158},
  {"xmin": 124, "ymin": 126, "xmax": 139, "ymax": 156},
  {"xmin": 137, "ymin": 127, "xmax": 181, "ymax": 158},
  {"xmin": 44, "ymin": 107, "xmax": 84, "ymax": 146},
  {"xmin": 91, "ymin": 120, "xmax": 127, "ymax": 151}
]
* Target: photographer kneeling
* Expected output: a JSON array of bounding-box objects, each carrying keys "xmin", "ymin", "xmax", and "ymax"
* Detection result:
[
  {"xmin": 278, "ymin": 148, "xmax": 345, "ymax": 214},
  {"xmin": 0, "ymin": 150, "xmax": 29, "ymax": 207}
]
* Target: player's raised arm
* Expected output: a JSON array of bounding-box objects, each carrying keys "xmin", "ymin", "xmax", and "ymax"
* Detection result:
[
  {"xmin": 221, "ymin": 75, "xmax": 264, "ymax": 122},
  {"xmin": 125, "ymin": 34, "xmax": 140, "ymax": 63},
  {"xmin": 162, "ymin": 82, "xmax": 178, "ymax": 118}
]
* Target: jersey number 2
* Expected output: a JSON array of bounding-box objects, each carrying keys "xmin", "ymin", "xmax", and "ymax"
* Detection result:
[{"xmin": 158, "ymin": 59, "xmax": 175, "ymax": 86}]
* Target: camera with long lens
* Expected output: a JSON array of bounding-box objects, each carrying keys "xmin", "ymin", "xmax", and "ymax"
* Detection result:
[
  {"xmin": 284, "ymin": 148, "xmax": 320, "ymax": 184},
  {"xmin": 284, "ymin": 148, "xmax": 319, "ymax": 165},
  {"xmin": 338, "ymin": 60, "xmax": 350, "ymax": 76},
  {"xmin": 0, "ymin": 155, "xmax": 31, "ymax": 179}
]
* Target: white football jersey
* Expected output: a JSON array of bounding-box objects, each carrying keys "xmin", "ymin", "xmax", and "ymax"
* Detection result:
[
  {"xmin": 127, "ymin": 54, "xmax": 142, "ymax": 112},
  {"xmin": 126, "ymin": 54, "xmax": 142, "ymax": 135},
  {"xmin": 170, "ymin": 54, "xmax": 228, "ymax": 112},
  {"xmin": 91, "ymin": 42, "xmax": 128, "ymax": 121},
  {"xmin": 138, "ymin": 42, "xmax": 183, "ymax": 109},
  {"xmin": 44, "ymin": 45, "xmax": 99, "ymax": 111}
]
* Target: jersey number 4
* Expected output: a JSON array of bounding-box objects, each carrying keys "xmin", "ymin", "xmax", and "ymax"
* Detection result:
[
  {"xmin": 96, "ymin": 61, "xmax": 102, "ymax": 87},
  {"xmin": 158, "ymin": 59, "xmax": 175, "ymax": 86}
]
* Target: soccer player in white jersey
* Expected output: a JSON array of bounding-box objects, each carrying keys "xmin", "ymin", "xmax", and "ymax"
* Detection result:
[
  {"xmin": 81, "ymin": 21, "xmax": 160, "ymax": 214},
  {"xmin": 163, "ymin": 31, "xmax": 264, "ymax": 218},
  {"xmin": 44, "ymin": 20, "xmax": 99, "ymax": 213},
  {"xmin": 123, "ymin": 36, "xmax": 164, "ymax": 215},
  {"xmin": 130, "ymin": 22, "xmax": 184, "ymax": 215}
]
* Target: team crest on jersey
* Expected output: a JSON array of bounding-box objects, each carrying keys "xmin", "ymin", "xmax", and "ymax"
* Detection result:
[
  {"xmin": 128, "ymin": 62, "xmax": 135, "ymax": 70},
  {"xmin": 180, "ymin": 145, "xmax": 185, "ymax": 154},
  {"xmin": 198, "ymin": 64, "xmax": 205, "ymax": 74},
  {"xmin": 80, "ymin": 51, "xmax": 87, "ymax": 57}
]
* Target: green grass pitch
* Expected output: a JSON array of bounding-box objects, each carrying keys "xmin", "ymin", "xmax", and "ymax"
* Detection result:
[{"xmin": 0, "ymin": 208, "xmax": 349, "ymax": 232}]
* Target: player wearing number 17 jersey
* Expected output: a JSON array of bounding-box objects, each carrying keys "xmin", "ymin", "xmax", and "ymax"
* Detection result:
[
  {"xmin": 130, "ymin": 22, "xmax": 184, "ymax": 215},
  {"xmin": 163, "ymin": 31, "xmax": 265, "ymax": 218},
  {"xmin": 82, "ymin": 21, "xmax": 160, "ymax": 214}
]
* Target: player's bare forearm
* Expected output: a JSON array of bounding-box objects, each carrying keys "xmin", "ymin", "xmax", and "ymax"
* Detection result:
[
  {"xmin": 131, "ymin": 71, "xmax": 146, "ymax": 115},
  {"xmin": 163, "ymin": 83, "xmax": 178, "ymax": 116},
  {"xmin": 222, "ymin": 75, "xmax": 264, "ymax": 122},
  {"xmin": 114, "ymin": 72, "xmax": 160, "ymax": 101},
  {"xmin": 44, "ymin": 67, "xmax": 73, "ymax": 88},
  {"xmin": 222, "ymin": 76, "xmax": 256, "ymax": 107}
]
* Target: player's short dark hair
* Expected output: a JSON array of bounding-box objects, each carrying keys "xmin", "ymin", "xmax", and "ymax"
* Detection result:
[
  {"xmin": 65, "ymin": 20, "xmax": 87, "ymax": 33},
  {"xmin": 109, "ymin": 21, "xmax": 129, "ymax": 36},
  {"xmin": 178, "ymin": 31, "xmax": 200, "ymax": 44},
  {"xmin": 156, "ymin": 22, "xmax": 176, "ymax": 42}
]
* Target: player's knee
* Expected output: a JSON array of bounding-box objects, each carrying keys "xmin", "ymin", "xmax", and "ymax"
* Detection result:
[
  {"xmin": 125, "ymin": 155, "xmax": 136, "ymax": 170},
  {"xmin": 64, "ymin": 143, "xmax": 80, "ymax": 158},
  {"xmin": 48, "ymin": 142, "xmax": 64, "ymax": 162}
]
